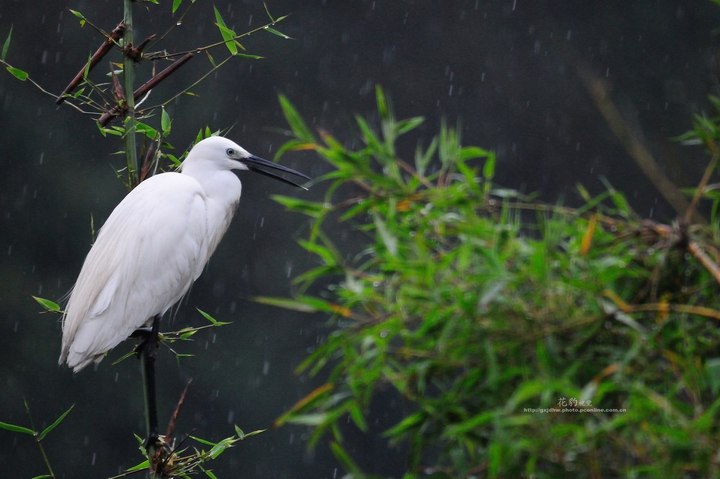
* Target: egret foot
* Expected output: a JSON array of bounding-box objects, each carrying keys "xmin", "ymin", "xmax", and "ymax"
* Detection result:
[{"xmin": 132, "ymin": 317, "xmax": 160, "ymax": 360}]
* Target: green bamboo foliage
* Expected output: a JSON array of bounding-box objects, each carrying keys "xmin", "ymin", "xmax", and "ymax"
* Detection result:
[{"xmin": 267, "ymin": 88, "xmax": 720, "ymax": 478}]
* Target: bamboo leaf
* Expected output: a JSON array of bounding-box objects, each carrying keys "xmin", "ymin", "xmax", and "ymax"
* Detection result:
[
  {"xmin": 32, "ymin": 296, "xmax": 61, "ymax": 313},
  {"xmin": 0, "ymin": 420, "xmax": 34, "ymax": 436},
  {"xmin": 329, "ymin": 441, "xmax": 363, "ymax": 476},
  {"xmin": 234, "ymin": 425, "xmax": 265, "ymax": 440},
  {"xmin": 278, "ymin": 95, "xmax": 315, "ymax": 142},
  {"xmin": 274, "ymin": 383, "xmax": 334, "ymax": 427},
  {"xmin": 178, "ymin": 327, "xmax": 198, "ymax": 340},
  {"xmin": 241, "ymin": 428, "xmax": 266, "ymax": 439},
  {"xmin": 6, "ymin": 66, "xmax": 28, "ymax": 81},
  {"xmin": 203, "ymin": 468, "xmax": 219, "ymax": 479},
  {"xmin": 271, "ymin": 195, "xmax": 328, "ymax": 217},
  {"xmin": 196, "ymin": 308, "xmax": 231, "ymax": 326},
  {"xmin": 375, "ymin": 85, "xmax": 389, "ymax": 120},
  {"xmin": 298, "ymin": 239, "xmax": 338, "ymax": 266},
  {"xmin": 205, "ymin": 49, "xmax": 217, "ymax": 67},
  {"xmin": 395, "ymin": 116, "xmax": 424, "ymax": 135},
  {"xmin": 263, "ymin": 26, "xmax": 292, "ymax": 39},
  {"xmin": 346, "ymin": 401, "xmax": 368, "ymax": 432},
  {"xmin": 442, "ymin": 411, "xmax": 495, "ymax": 437},
  {"xmin": 133, "ymin": 121, "xmax": 159, "ymax": 140},
  {"xmin": 373, "ymin": 214, "xmax": 398, "ymax": 256},
  {"xmin": 38, "ymin": 404, "xmax": 74, "ymax": 441},
  {"xmin": 213, "ymin": 6, "xmax": 239, "ymax": 56},
  {"xmin": 125, "ymin": 459, "xmax": 150, "ymax": 472},
  {"xmin": 234, "ymin": 52, "xmax": 263, "ymax": 60},
  {"xmin": 283, "ymin": 413, "xmax": 329, "ymax": 426},
  {"xmin": 384, "ymin": 411, "xmax": 426, "ymax": 438},
  {"xmin": 161, "ymin": 107, "xmax": 172, "ymax": 135},
  {"xmin": 82, "ymin": 53, "xmax": 92, "ymax": 80},
  {"xmin": 208, "ymin": 436, "xmax": 235, "ymax": 459},
  {"xmin": 190, "ymin": 435, "xmax": 216, "ymax": 447},
  {"xmin": 68, "ymin": 9, "xmax": 87, "ymax": 27},
  {"xmin": 355, "ymin": 115, "xmax": 383, "ymax": 152},
  {"xmin": 482, "ymin": 152, "xmax": 496, "ymax": 180},
  {"xmin": 414, "ymin": 136, "xmax": 437, "ymax": 177},
  {"xmin": 253, "ymin": 296, "xmax": 323, "ymax": 313},
  {"xmin": 1, "ymin": 25, "xmax": 12, "ymax": 61}
]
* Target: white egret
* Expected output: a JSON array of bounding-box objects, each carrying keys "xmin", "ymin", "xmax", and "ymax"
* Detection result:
[{"xmin": 59, "ymin": 136, "xmax": 309, "ymax": 372}]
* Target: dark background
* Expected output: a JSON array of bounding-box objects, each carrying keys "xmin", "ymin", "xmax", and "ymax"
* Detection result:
[{"xmin": 1, "ymin": 1, "xmax": 719, "ymax": 477}]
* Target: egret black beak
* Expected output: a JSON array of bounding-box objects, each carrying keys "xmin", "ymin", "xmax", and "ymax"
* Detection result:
[{"xmin": 243, "ymin": 155, "xmax": 311, "ymax": 189}]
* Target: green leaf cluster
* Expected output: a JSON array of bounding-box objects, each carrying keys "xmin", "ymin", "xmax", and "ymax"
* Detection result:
[
  {"xmin": 1, "ymin": 26, "xmax": 28, "ymax": 80},
  {"xmin": 113, "ymin": 425, "xmax": 265, "ymax": 479},
  {"xmin": 269, "ymin": 88, "xmax": 720, "ymax": 478},
  {"xmin": 0, "ymin": 403, "xmax": 74, "ymax": 479}
]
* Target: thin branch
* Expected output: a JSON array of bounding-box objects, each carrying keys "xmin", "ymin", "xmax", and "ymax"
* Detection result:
[
  {"xmin": 152, "ymin": 380, "xmax": 192, "ymax": 474},
  {"xmin": 577, "ymin": 66, "xmax": 700, "ymax": 223},
  {"xmin": 164, "ymin": 380, "xmax": 191, "ymax": 442},
  {"xmin": 636, "ymin": 218, "xmax": 720, "ymax": 286},
  {"xmin": 98, "ymin": 52, "xmax": 194, "ymax": 126},
  {"xmin": 135, "ymin": 53, "xmax": 194, "ymax": 100},
  {"xmin": 0, "ymin": 59, "xmax": 98, "ymax": 115},
  {"xmin": 688, "ymin": 240, "xmax": 720, "ymax": 286},
  {"xmin": 157, "ymin": 53, "xmax": 231, "ymax": 107},
  {"xmin": 70, "ymin": 75, "xmax": 113, "ymax": 112},
  {"xmin": 138, "ymin": 138, "xmax": 157, "ymax": 183},
  {"xmin": 152, "ymin": 0, "xmax": 199, "ymax": 47},
  {"xmin": 154, "ymin": 15, "xmax": 288, "ymax": 60},
  {"xmin": 684, "ymin": 138, "xmax": 720, "ymax": 224},
  {"xmin": 56, "ymin": 21, "xmax": 125, "ymax": 105},
  {"xmin": 24, "ymin": 401, "xmax": 56, "ymax": 479},
  {"xmin": 604, "ymin": 290, "xmax": 720, "ymax": 321}
]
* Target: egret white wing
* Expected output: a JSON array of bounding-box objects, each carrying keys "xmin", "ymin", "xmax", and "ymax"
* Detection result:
[{"xmin": 60, "ymin": 173, "xmax": 210, "ymax": 372}]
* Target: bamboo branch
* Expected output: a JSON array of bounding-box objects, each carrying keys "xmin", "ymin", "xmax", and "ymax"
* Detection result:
[
  {"xmin": 684, "ymin": 139, "xmax": 720, "ymax": 224},
  {"xmin": 637, "ymin": 218, "xmax": 720, "ymax": 286},
  {"xmin": 688, "ymin": 240, "xmax": 720, "ymax": 285},
  {"xmin": 156, "ymin": 15, "xmax": 288, "ymax": 60},
  {"xmin": 577, "ymin": 67, "xmax": 701, "ymax": 223},
  {"xmin": 603, "ymin": 289, "xmax": 720, "ymax": 321},
  {"xmin": 134, "ymin": 52, "xmax": 194, "ymax": 100},
  {"xmin": 56, "ymin": 21, "xmax": 125, "ymax": 105},
  {"xmin": 98, "ymin": 52, "xmax": 194, "ymax": 126}
]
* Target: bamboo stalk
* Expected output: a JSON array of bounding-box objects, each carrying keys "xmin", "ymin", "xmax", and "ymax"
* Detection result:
[{"xmin": 123, "ymin": 0, "xmax": 138, "ymax": 185}]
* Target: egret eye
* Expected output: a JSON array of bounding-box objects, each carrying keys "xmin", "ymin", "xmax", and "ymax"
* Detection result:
[{"xmin": 226, "ymin": 148, "xmax": 236, "ymax": 157}]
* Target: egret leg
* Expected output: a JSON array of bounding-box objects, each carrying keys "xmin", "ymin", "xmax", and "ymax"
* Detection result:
[{"xmin": 136, "ymin": 315, "xmax": 161, "ymax": 453}]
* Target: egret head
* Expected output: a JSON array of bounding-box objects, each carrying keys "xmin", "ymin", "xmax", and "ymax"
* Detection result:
[{"xmin": 182, "ymin": 136, "xmax": 310, "ymax": 189}]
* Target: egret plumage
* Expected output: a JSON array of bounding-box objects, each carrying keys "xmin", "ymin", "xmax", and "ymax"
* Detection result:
[{"xmin": 59, "ymin": 136, "xmax": 309, "ymax": 372}]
